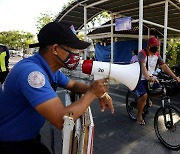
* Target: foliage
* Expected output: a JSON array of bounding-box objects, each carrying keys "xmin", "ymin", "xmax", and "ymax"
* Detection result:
[
  {"xmin": 77, "ymin": 32, "xmax": 85, "ymax": 41},
  {"xmin": 62, "ymin": 0, "xmax": 75, "ymax": 10},
  {"xmin": 90, "ymin": 12, "xmax": 110, "ymax": 27},
  {"xmin": 61, "ymin": 0, "xmax": 110, "ymax": 33},
  {"xmin": 85, "ymin": 11, "xmax": 111, "ymax": 34},
  {"xmin": 0, "ymin": 12, "xmax": 55, "ymax": 50},
  {"xmin": 35, "ymin": 11, "xmax": 56, "ymax": 34},
  {"xmin": 0, "ymin": 10, "xmax": 60, "ymax": 50},
  {"xmin": 166, "ymin": 39, "xmax": 180, "ymax": 67},
  {"xmin": 176, "ymin": 44, "xmax": 180, "ymax": 65},
  {"xmin": 0, "ymin": 31, "xmax": 34, "ymax": 50}
]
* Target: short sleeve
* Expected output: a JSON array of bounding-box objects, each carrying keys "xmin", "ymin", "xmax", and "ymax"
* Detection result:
[
  {"xmin": 18, "ymin": 64, "xmax": 58, "ymax": 108},
  {"xmin": 54, "ymin": 70, "xmax": 70, "ymax": 87},
  {"xmin": 156, "ymin": 53, "xmax": 164, "ymax": 65},
  {"xmin": 138, "ymin": 51, "xmax": 146, "ymax": 63}
]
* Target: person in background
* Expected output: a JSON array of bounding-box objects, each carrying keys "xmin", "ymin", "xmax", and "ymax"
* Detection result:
[
  {"xmin": 130, "ymin": 49, "xmax": 138, "ymax": 63},
  {"xmin": 0, "ymin": 44, "xmax": 10, "ymax": 84},
  {"xmin": 0, "ymin": 22, "xmax": 114, "ymax": 154},
  {"xmin": 136, "ymin": 37, "xmax": 180, "ymax": 125}
]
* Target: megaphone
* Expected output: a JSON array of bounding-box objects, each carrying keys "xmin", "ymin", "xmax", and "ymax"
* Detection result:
[{"xmin": 82, "ymin": 60, "xmax": 141, "ymax": 91}]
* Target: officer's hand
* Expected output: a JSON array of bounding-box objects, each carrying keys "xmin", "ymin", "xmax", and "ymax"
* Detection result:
[
  {"xmin": 89, "ymin": 79, "xmax": 114, "ymax": 114},
  {"xmin": 89, "ymin": 79, "xmax": 107, "ymax": 98},
  {"xmin": 98, "ymin": 93, "xmax": 114, "ymax": 114}
]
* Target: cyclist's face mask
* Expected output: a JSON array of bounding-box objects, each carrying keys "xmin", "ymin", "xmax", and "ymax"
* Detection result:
[
  {"xmin": 149, "ymin": 46, "xmax": 158, "ymax": 53},
  {"xmin": 55, "ymin": 45, "xmax": 80, "ymax": 70}
]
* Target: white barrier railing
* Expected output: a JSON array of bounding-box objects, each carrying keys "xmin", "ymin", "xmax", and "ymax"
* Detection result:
[{"xmin": 62, "ymin": 91, "xmax": 94, "ymax": 154}]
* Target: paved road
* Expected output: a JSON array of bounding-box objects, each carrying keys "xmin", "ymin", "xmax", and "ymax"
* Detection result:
[
  {"xmin": 9, "ymin": 55, "xmax": 22, "ymax": 69},
  {"xmin": 9, "ymin": 56, "xmax": 180, "ymax": 154}
]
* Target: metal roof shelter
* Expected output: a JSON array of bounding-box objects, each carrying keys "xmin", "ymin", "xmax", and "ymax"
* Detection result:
[
  {"xmin": 87, "ymin": 20, "xmax": 164, "ymax": 40},
  {"xmin": 56, "ymin": 0, "xmax": 180, "ymax": 62}
]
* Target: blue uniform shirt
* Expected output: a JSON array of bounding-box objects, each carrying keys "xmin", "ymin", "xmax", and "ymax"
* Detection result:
[{"xmin": 0, "ymin": 53, "xmax": 70, "ymax": 141}]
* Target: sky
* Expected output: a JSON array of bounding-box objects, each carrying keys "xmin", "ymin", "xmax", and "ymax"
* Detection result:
[{"xmin": 0, "ymin": 0, "xmax": 69, "ymax": 35}]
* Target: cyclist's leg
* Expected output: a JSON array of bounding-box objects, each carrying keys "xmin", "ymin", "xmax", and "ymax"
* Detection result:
[
  {"xmin": 136, "ymin": 80, "xmax": 148, "ymax": 125},
  {"xmin": 144, "ymin": 96, "xmax": 151, "ymax": 114},
  {"xmin": 137, "ymin": 94, "xmax": 147, "ymax": 125}
]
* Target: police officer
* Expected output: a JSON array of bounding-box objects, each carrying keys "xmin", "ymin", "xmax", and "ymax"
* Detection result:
[
  {"xmin": 0, "ymin": 44, "xmax": 10, "ymax": 84},
  {"xmin": 0, "ymin": 22, "xmax": 114, "ymax": 154}
]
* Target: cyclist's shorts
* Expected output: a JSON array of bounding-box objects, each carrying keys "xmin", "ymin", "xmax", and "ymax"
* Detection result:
[{"xmin": 135, "ymin": 80, "xmax": 148, "ymax": 98}]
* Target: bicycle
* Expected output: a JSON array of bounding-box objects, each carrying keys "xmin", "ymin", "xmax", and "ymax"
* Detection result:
[{"xmin": 126, "ymin": 72, "xmax": 180, "ymax": 151}]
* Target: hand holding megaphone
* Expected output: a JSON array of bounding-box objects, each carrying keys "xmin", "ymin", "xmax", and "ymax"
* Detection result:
[
  {"xmin": 89, "ymin": 78, "xmax": 107, "ymax": 98},
  {"xmin": 82, "ymin": 60, "xmax": 141, "ymax": 91}
]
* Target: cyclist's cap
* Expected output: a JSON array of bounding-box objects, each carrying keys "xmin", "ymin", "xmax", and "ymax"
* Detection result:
[
  {"xmin": 147, "ymin": 37, "xmax": 160, "ymax": 47},
  {"xmin": 29, "ymin": 21, "xmax": 90, "ymax": 49}
]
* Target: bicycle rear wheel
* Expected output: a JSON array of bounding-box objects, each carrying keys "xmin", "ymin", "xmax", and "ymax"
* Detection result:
[
  {"xmin": 154, "ymin": 105, "xmax": 180, "ymax": 151},
  {"xmin": 126, "ymin": 90, "xmax": 138, "ymax": 120}
]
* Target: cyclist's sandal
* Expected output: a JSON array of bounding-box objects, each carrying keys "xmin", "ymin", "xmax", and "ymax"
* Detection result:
[
  {"xmin": 137, "ymin": 119, "xmax": 146, "ymax": 125},
  {"xmin": 148, "ymin": 99, "xmax": 153, "ymax": 107}
]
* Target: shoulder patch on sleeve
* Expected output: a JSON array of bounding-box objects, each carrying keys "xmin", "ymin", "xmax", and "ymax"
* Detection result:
[{"xmin": 28, "ymin": 71, "xmax": 45, "ymax": 88}]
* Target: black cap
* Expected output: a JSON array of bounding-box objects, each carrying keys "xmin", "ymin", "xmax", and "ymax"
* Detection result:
[{"xmin": 29, "ymin": 22, "xmax": 90, "ymax": 49}]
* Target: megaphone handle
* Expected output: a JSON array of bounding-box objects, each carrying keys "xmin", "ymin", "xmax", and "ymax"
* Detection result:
[
  {"xmin": 105, "ymin": 63, "xmax": 112, "ymax": 89},
  {"xmin": 106, "ymin": 63, "xmax": 120, "ymax": 89},
  {"xmin": 107, "ymin": 63, "xmax": 112, "ymax": 80}
]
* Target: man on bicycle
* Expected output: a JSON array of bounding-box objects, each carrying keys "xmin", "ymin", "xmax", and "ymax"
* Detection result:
[{"xmin": 136, "ymin": 37, "xmax": 180, "ymax": 125}]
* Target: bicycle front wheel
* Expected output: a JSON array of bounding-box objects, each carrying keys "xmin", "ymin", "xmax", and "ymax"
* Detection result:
[
  {"xmin": 126, "ymin": 90, "xmax": 138, "ymax": 120},
  {"xmin": 154, "ymin": 105, "xmax": 180, "ymax": 151}
]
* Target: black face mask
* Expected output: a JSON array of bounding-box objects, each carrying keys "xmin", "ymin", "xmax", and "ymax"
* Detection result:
[{"xmin": 150, "ymin": 47, "xmax": 158, "ymax": 53}]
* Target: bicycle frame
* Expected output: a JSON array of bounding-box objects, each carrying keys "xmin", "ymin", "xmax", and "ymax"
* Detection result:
[{"xmin": 160, "ymin": 96, "xmax": 176, "ymax": 130}]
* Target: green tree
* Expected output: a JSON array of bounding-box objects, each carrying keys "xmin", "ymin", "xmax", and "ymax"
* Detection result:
[
  {"xmin": 176, "ymin": 43, "xmax": 180, "ymax": 65},
  {"xmin": 36, "ymin": 0, "xmax": 73, "ymax": 33},
  {"xmin": 61, "ymin": 0, "xmax": 110, "ymax": 33},
  {"xmin": 166, "ymin": 39, "xmax": 180, "ymax": 67},
  {"xmin": 36, "ymin": 11, "xmax": 55, "ymax": 33},
  {"xmin": 89, "ymin": 11, "xmax": 110, "ymax": 28},
  {"xmin": 62, "ymin": 0, "xmax": 75, "ymax": 10},
  {"xmin": 0, "ymin": 31, "xmax": 34, "ymax": 50}
]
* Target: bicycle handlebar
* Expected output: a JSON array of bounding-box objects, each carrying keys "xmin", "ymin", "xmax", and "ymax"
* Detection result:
[
  {"xmin": 151, "ymin": 71, "xmax": 180, "ymax": 97},
  {"xmin": 152, "ymin": 72, "xmax": 176, "ymax": 84}
]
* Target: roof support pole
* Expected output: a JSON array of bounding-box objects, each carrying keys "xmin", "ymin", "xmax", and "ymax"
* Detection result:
[
  {"xmin": 148, "ymin": 28, "xmax": 150, "ymax": 38},
  {"xmin": 86, "ymin": 0, "xmax": 110, "ymax": 8},
  {"xmin": 110, "ymin": 13, "xmax": 114, "ymax": 63},
  {"xmin": 163, "ymin": 0, "xmax": 168, "ymax": 62},
  {"xmin": 138, "ymin": 0, "xmax": 143, "ymax": 52},
  {"xmin": 84, "ymin": 4, "xmax": 87, "ymax": 60},
  {"xmin": 143, "ymin": 20, "xmax": 180, "ymax": 32}
]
